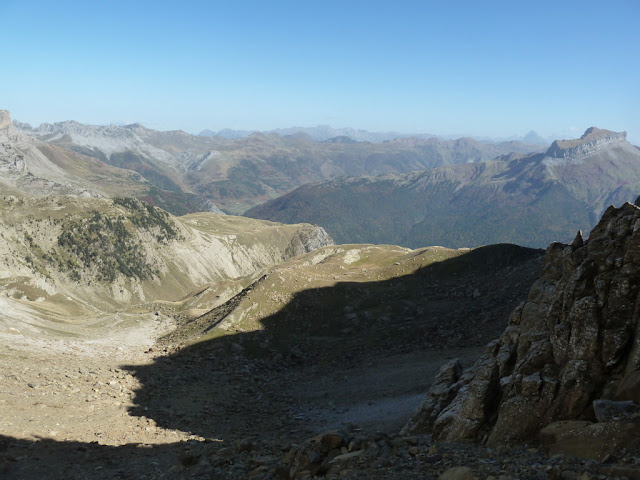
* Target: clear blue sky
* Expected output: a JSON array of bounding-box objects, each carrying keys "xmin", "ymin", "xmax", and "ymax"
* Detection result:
[{"xmin": 2, "ymin": 0, "xmax": 638, "ymax": 143}]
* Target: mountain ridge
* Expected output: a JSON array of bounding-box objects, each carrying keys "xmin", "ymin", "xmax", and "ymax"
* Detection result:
[
  {"xmin": 198, "ymin": 123, "xmax": 558, "ymax": 146},
  {"xmin": 12, "ymin": 112, "xmax": 544, "ymax": 215},
  {"xmin": 246, "ymin": 127, "xmax": 640, "ymax": 249},
  {"xmin": 1, "ymin": 110, "xmax": 210, "ymax": 214}
]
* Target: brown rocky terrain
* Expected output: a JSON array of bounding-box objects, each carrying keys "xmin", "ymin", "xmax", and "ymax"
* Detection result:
[
  {"xmin": 405, "ymin": 198, "xmax": 640, "ymax": 471},
  {"xmin": 1, "ymin": 235, "xmax": 548, "ymax": 479},
  {"xmin": 6, "ymin": 192, "xmax": 640, "ymax": 478}
]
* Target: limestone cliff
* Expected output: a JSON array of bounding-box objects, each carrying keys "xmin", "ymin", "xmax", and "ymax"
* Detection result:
[
  {"xmin": 545, "ymin": 127, "xmax": 627, "ymax": 161},
  {"xmin": 404, "ymin": 199, "xmax": 640, "ymax": 446}
]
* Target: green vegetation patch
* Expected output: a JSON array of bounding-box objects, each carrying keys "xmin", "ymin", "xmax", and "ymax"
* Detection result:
[
  {"xmin": 113, "ymin": 197, "xmax": 179, "ymax": 242},
  {"xmin": 57, "ymin": 210, "xmax": 156, "ymax": 282}
]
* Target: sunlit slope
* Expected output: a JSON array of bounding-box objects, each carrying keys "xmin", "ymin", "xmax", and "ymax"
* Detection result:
[
  {"xmin": 0, "ymin": 195, "xmax": 332, "ymax": 333},
  {"xmin": 164, "ymin": 243, "xmax": 544, "ymax": 360}
]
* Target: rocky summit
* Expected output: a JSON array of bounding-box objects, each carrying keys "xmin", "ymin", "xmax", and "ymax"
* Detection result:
[
  {"xmin": 404, "ymin": 198, "xmax": 640, "ymax": 461},
  {"xmin": 544, "ymin": 127, "xmax": 628, "ymax": 161}
]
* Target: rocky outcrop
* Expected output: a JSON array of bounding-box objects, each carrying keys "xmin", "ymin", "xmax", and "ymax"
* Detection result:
[
  {"xmin": 404, "ymin": 199, "xmax": 640, "ymax": 448},
  {"xmin": 285, "ymin": 224, "xmax": 334, "ymax": 257},
  {"xmin": 0, "ymin": 110, "xmax": 12, "ymax": 136},
  {"xmin": 545, "ymin": 127, "xmax": 627, "ymax": 160},
  {"xmin": 0, "ymin": 111, "xmax": 30, "ymax": 179}
]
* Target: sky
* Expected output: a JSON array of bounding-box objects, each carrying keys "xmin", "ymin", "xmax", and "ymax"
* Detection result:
[{"xmin": 1, "ymin": 0, "xmax": 638, "ymax": 143}]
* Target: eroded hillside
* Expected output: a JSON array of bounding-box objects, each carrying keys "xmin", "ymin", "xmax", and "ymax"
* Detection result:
[{"xmin": 0, "ymin": 195, "xmax": 331, "ymax": 337}]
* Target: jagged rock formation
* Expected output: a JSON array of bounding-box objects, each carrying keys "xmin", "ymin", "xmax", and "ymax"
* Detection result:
[
  {"xmin": 403, "ymin": 200, "xmax": 640, "ymax": 449},
  {"xmin": 24, "ymin": 120, "xmax": 177, "ymax": 165},
  {"xmin": 0, "ymin": 110, "xmax": 12, "ymax": 135},
  {"xmin": 0, "ymin": 110, "xmax": 83, "ymax": 196}
]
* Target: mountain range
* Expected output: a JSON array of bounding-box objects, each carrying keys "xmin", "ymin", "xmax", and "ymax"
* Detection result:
[
  {"xmin": 12, "ymin": 113, "xmax": 543, "ymax": 215},
  {"xmin": 199, "ymin": 124, "xmax": 553, "ymax": 145},
  {"xmin": 199, "ymin": 125, "xmax": 425, "ymax": 142},
  {"xmin": 246, "ymin": 127, "xmax": 640, "ymax": 249},
  {"xmin": 7, "ymin": 109, "xmax": 640, "ymax": 251},
  {"xmin": 1, "ymin": 111, "xmax": 211, "ymax": 215}
]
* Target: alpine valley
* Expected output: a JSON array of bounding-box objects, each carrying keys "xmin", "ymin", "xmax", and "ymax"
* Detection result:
[{"xmin": 4, "ymin": 109, "xmax": 640, "ymax": 480}]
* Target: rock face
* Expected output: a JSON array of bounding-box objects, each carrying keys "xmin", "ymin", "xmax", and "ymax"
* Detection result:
[
  {"xmin": 284, "ymin": 223, "xmax": 334, "ymax": 257},
  {"xmin": 0, "ymin": 110, "xmax": 11, "ymax": 136},
  {"xmin": 545, "ymin": 127, "xmax": 627, "ymax": 161},
  {"xmin": 404, "ymin": 200, "xmax": 640, "ymax": 446}
]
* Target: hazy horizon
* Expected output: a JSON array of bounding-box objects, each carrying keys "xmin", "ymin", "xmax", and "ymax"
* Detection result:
[
  {"xmin": 8, "ymin": 112, "xmax": 633, "ymax": 146},
  {"xmin": 2, "ymin": 0, "xmax": 638, "ymax": 144}
]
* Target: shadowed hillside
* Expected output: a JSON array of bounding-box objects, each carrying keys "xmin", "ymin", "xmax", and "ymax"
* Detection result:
[
  {"xmin": 0, "ymin": 242, "xmax": 544, "ymax": 479},
  {"xmin": 126, "ymin": 243, "xmax": 543, "ymax": 442}
]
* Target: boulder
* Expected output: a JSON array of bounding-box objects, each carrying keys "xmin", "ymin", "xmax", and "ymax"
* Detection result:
[
  {"xmin": 592, "ymin": 399, "xmax": 640, "ymax": 422},
  {"xmin": 401, "ymin": 359, "xmax": 464, "ymax": 435}
]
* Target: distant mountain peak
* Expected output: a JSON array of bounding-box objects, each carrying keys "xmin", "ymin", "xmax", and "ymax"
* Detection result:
[
  {"xmin": 522, "ymin": 130, "xmax": 548, "ymax": 146},
  {"xmin": 323, "ymin": 135, "xmax": 357, "ymax": 144},
  {"xmin": 124, "ymin": 123, "xmax": 146, "ymax": 130},
  {"xmin": 580, "ymin": 126, "xmax": 617, "ymax": 139},
  {"xmin": 545, "ymin": 127, "xmax": 627, "ymax": 160}
]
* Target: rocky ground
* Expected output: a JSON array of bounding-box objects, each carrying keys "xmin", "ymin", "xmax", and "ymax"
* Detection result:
[
  {"xmin": 3, "ymin": 240, "xmax": 640, "ymax": 480},
  {"xmin": 3, "ymin": 313, "xmax": 640, "ymax": 480}
]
